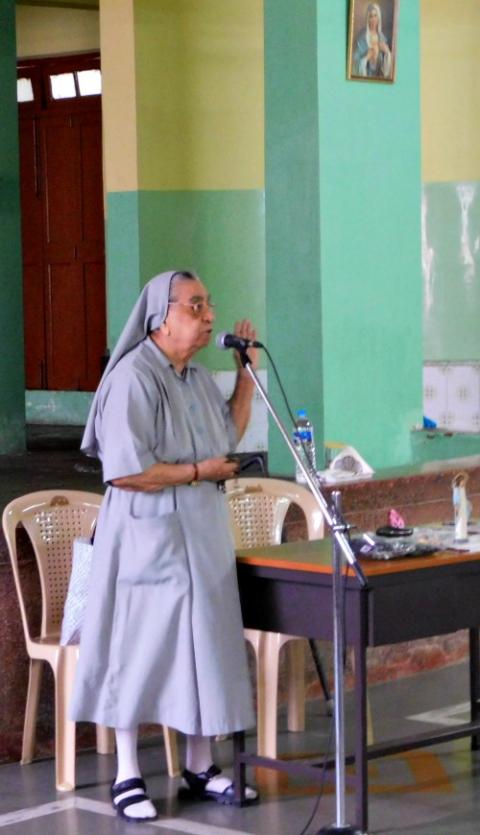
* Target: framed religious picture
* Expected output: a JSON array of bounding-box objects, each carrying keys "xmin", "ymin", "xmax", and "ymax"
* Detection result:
[{"xmin": 347, "ymin": 0, "xmax": 399, "ymax": 83}]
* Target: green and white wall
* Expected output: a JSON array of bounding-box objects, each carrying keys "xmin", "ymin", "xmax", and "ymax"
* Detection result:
[
  {"xmin": 418, "ymin": 0, "xmax": 480, "ymax": 455},
  {"xmin": 421, "ymin": 0, "xmax": 480, "ymax": 361},
  {"xmin": 265, "ymin": 0, "xmax": 423, "ymax": 473},
  {"xmin": 103, "ymin": 0, "xmax": 265, "ymax": 373},
  {"xmin": 4, "ymin": 0, "xmax": 480, "ymax": 469}
]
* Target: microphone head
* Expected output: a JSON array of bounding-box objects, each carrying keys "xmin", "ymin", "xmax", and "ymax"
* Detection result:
[{"xmin": 215, "ymin": 331, "xmax": 230, "ymax": 350}]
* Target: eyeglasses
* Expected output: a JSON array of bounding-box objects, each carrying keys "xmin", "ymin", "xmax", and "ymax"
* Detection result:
[{"xmin": 168, "ymin": 300, "xmax": 216, "ymax": 318}]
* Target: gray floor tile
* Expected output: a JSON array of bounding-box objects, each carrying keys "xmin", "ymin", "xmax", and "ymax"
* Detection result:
[{"xmin": 2, "ymin": 662, "xmax": 480, "ymax": 834}]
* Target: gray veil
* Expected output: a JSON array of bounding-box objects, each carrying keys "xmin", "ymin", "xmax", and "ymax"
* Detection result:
[{"xmin": 81, "ymin": 270, "xmax": 176, "ymax": 457}]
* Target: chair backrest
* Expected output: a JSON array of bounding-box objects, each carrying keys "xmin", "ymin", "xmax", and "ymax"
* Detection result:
[
  {"xmin": 224, "ymin": 477, "xmax": 324, "ymax": 549},
  {"xmin": 2, "ymin": 490, "xmax": 102, "ymax": 643}
]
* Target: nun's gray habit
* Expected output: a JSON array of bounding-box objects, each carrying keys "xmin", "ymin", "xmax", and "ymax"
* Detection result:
[{"xmin": 70, "ymin": 271, "xmax": 254, "ymax": 735}]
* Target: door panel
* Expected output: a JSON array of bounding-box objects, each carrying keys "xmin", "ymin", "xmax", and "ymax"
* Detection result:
[
  {"xmin": 84, "ymin": 261, "xmax": 107, "ymax": 390},
  {"xmin": 46, "ymin": 262, "xmax": 85, "ymax": 390},
  {"xmin": 78, "ymin": 113, "xmax": 104, "ymax": 247},
  {"xmin": 42, "ymin": 115, "xmax": 81, "ymax": 258},
  {"xmin": 18, "ymin": 53, "xmax": 105, "ymax": 392},
  {"xmin": 19, "ymin": 117, "xmax": 46, "ymax": 389}
]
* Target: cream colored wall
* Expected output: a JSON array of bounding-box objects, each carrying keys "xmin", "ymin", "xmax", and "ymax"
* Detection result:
[
  {"xmin": 134, "ymin": 0, "xmax": 264, "ymax": 191},
  {"xmin": 421, "ymin": 0, "xmax": 480, "ymax": 182},
  {"xmin": 99, "ymin": 0, "xmax": 138, "ymax": 193},
  {"xmin": 16, "ymin": 5, "xmax": 99, "ymax": 58}
]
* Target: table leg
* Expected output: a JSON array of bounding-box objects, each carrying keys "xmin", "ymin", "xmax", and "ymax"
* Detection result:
[
  {"xmin": 233, "ymin": 731, "xmax": 246, "ymax": 805},
  {"xmin": 353, "ymin": 624, "xmax": 368, "ymax": 833},
  {"xmin": 469, "ymin": 628, "xmax": 480, "ymax": 751}
]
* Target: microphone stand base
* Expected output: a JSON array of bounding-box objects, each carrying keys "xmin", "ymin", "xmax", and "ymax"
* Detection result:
[{"xmin": 317, "ymin": 826, "xmax": 364, "ymax": 834}]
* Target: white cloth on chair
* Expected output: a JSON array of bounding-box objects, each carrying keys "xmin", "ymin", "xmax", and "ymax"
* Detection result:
[{"xmin": 60, "ymin": 537, "xmax": 93, "ymax": 646}]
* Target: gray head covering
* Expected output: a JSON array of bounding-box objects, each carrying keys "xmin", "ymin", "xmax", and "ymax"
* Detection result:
[{"xmin": 81, "ymin": 270, "xmax": 177, "ymax": 457}]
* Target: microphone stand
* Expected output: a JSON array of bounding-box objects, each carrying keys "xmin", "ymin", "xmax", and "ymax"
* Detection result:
[{"xmin": 239, "ymin": 350, "xmax": 366, "ymax": 835}]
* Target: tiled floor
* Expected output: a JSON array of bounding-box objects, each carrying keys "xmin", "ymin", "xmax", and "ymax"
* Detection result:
[
  {"xmin": 2, "ymin": 430, "xmax": 480, "ymax": 833},
  {"xmin": 1, "ymin": 662, "xmax": 480, "ymax": 835}
]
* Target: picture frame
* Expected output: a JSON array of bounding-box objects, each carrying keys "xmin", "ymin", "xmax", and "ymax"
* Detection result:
[{"xmin": 347, "ymin": 0, "xmax": 399, "ymax": 83}]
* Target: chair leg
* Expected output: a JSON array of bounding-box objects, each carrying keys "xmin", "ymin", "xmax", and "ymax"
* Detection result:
[
  {"xmin": 286, "ymin": 640, "xmax": 306, "ymax": 733},
  {"xmin": 54, "ymin": 648, "xmax": 77, "ymax": 791},
  {"xmin": 21, "ymin": 659, "xmax": 43, "ymax": 764},
  {"xmin": 96, "ymin": 725, "xmax": 115, "ymax": 755},
  {"xmin": 162, "ymin": 725, "xmax": 180, "ymax": 777},
  {"xmin": 257, "ymin": 632, "xmax": 281, "ymax": 759}
]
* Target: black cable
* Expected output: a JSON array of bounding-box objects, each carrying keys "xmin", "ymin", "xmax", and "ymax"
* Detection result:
[
  {"xmin": 296, "ymin": 717, "xmax": 335, "ymax": 835},
  {"xmin": 262, "ymin": 345, "xmax": 317, "ymax": 474}
]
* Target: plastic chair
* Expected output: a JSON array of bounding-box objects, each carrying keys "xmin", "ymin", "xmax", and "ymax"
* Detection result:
[
  {"xmin": 2, "ymin": 489, "xmax": 179, "ymax": 790},
  {"xmin": 225, "ymin": 477, "xmax": 326, "ymax": 758}
]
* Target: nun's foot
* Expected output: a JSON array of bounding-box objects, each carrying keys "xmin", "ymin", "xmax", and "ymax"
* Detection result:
[
  {"xmin": 180, "ymin": 764, "xmax": 259, "ymax": 805},
  {"xmin": 111, "ymin": 777, "xmax": 158, "ymax": 822}
]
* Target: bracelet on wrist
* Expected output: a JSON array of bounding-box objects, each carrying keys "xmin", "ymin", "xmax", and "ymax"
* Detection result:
[{"xmin": 189, "ymin": 461, "xmax": 199, "ymax": 486}]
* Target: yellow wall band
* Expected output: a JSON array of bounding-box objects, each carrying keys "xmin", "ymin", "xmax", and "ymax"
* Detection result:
[
  {"xmin": 134, "ymin": 0, "xmax": 264, "ymax": 191},
  {"xmin": 421, "ymin": 0, "xmax": 480, "ymax": 182},
  {"xmin": 100, "ymin": 0, "xmax": 138, "ymax": 193}
]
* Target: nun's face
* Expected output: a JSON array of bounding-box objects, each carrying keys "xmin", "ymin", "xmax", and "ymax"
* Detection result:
[{"xmin": 165, "ymin": 278, "xmax": 215, "ymax": 355}]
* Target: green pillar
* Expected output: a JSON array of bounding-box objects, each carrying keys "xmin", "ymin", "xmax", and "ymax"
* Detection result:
[
  {"xmin": 264, "ymin": 0, "xmax": 323, "ymax": 475},
  {"xmin": 0, "ymin": 0, "xmax": 25, "ymax": 452},
  {"xmin": 265, "ymin": 0, "xmax": 423, "ymax": 473}
]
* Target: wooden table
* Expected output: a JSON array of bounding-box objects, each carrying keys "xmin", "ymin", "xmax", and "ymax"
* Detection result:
[{"xmin": 233, "ymin": 539, "xmax": 480, "ymax": 833}]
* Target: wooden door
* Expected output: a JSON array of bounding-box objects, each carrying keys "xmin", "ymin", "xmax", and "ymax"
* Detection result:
[{"xmin": 18, "ymin": 54, "xmax": 106, "ymax": 391}]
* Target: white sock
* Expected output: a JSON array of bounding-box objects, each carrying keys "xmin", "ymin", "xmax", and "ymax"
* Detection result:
[
  {"xmin": 114, "ymin": 728, "xmax": 156, "ymax": 820},
  {"xmin": 185, "ymin": 734, "xmax": 213, "ymax": 774},
  {"xmin": 202, "ymin": 772, "xmax": 258, "ymax": 800},
  {"xmin": 184, "ymin": 735, "xmax": 257, "ymax": 800}
]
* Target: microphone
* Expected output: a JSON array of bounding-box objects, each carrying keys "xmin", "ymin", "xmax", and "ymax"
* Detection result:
[{"xmin": 215, "ymin": 331, "xmax": 263, "ymax": 352}]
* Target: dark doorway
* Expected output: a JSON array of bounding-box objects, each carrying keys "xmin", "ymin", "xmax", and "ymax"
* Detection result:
[{"xmin": 17, "ymin": 53, "xmax": 106, "ymax": 391}]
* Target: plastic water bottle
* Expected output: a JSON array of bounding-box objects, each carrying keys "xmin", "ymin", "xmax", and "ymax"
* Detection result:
[{"xmin": 293, "ymin": 409, "xmax": 316, "ymax": 484}]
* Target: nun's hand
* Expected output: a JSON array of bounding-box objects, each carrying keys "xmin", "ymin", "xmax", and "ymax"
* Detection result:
[
  {"xmin": 197, "ymin": 456, "xmax": 240, "ymax": 482},
  {"xmin": 233, "ymin": 319, "xmax": 258, "ymax": 371}
]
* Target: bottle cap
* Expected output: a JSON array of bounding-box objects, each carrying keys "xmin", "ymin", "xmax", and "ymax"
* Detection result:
[{"xmin": 297, "ymin": 409, "xmax": 307, "ymax": 418}]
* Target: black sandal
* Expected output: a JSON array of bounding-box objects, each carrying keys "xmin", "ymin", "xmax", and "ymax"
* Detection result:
[
  {"xmin": 179, "ymin": 764, "xmax": 259, "ymax": 806},
  {"xmin": 110, "ymin": 777, "xmax": 158, "ymax": 822}
]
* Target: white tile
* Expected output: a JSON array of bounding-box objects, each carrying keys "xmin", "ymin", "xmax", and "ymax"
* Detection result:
[
  {"xmin": 423, "ymin": 364, "xmax": 449, "ymax": 427},
  {"xmin": 446, "ymin": 364, "xmax": 480, "ymax": 432}
]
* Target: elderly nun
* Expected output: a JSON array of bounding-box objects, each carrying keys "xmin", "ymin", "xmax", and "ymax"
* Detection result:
[{"xmin": 70, "ymin": 270, "xmax": 258, "ymax": 821}]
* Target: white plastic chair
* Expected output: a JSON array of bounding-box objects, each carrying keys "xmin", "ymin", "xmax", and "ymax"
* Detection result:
[
  {"xmin": 2, "ymin": 489, "xmax": 179, "ymax": 789},
  {"xmin": 225, "ymin": 477, "xmax": 326, "ymax": 758}
]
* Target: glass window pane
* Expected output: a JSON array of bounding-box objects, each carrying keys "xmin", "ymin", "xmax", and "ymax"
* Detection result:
[
  {"xmin": 77, "ymin": 69, "xmax": 102, "ymax": 97},
  {"xmin": 50, "ymin": 72, "xmax": 76, "ymax": 100},
  {"xmin": 17, "ymin": 77, "xmax": 34, "ymax": 103}
]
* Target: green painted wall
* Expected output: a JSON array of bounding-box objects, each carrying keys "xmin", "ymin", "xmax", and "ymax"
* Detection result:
[
  {"xmin": 423, "ymin": 182, "xmax": 480, "ymax": 361},
  {"xmin": 318, "ymin": 0, "xmax": 423, "ymax": 467},
  {"xmin": 411, "ymin": 428, "xmax": 480, "ymax": 463},
  {"xmin": 264, "ymin": 0, "xmax": 323, "ymax": 476},
  {"xmin": 106, "ymin": 190, "xmax": 266, "ymax": 370},
  {"xmin": 106, "ymin": 192, "xmax": 142, "ymax": 347},
  {"xmin": 26, "ymin": 391, "xmax": 93, "ymax": 425},
  {"xmin": 103, "ymin": 1, "xmax": 266, "ymax": 375},
  {"xmin": 137, "ymin": 190, "xmax": 266, "ymax": 370},
  {"xmin": 264, "ymin": 0, "xmax": 423, "ymax": 474},
  {"xmin": 0, "ymin": 0, "xmax": 25, "ymax": 451}
]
